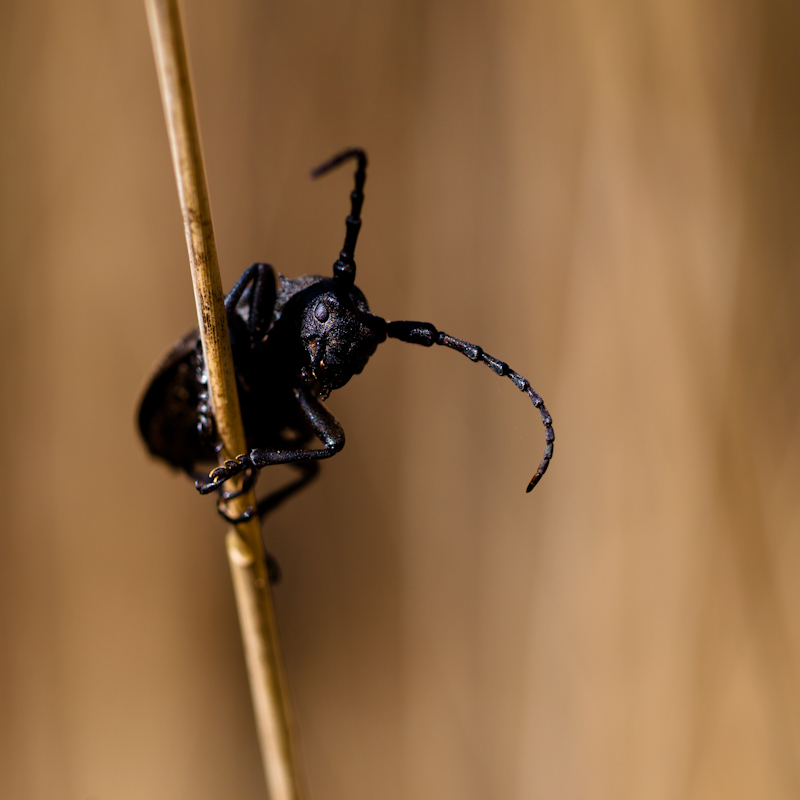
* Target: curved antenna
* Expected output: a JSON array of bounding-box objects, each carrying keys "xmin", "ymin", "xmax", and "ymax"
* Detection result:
[
  {"xmin": 310, "ymin": 148, "xmax": 367, "ymax": 290},
  {"xmin": 385, "ymin": 320, "xmax": 554, "ymax": 491}
]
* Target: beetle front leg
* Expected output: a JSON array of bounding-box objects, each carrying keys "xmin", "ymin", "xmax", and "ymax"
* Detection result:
[
  {"xmin": 248, "ymin": 387, "xmax": 345, "ymax": 469},
  {"xmin": 195, "ymin": 456, "xmax": 252, "ymax": 494},
  {"xmin": 194, "ymin": 387, "xmax": 344, "ymax": 494}
]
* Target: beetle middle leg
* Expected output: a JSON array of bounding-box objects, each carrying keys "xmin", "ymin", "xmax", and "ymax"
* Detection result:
[
  {"xmin": 255, "ymin": 461, "xmax": 320, "ymax": 517},
  {"xmin": 195, "ymin": 387, "xmax": 344, "ymax": 494},
  {"xmin": 215, "ymin": 461, "xmax": 319, "ymax": 523},
  {"xmin": 214, "ymin": 468, "xmax": 258, "ymax": 524},
  {"xmin": 218, "ymin": 467, "xmax": 256, "ymax": 501}
]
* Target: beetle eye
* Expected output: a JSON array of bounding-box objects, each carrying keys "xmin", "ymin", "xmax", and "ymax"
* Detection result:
[{"xmin": 314, "ymin": 302, "xmax": 329, "ymax": 323}]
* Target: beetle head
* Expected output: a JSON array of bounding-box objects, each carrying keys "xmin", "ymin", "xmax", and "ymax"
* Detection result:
[{"xmin": 299, "ymin": 284, "xmax": 386, "ymax": 396}]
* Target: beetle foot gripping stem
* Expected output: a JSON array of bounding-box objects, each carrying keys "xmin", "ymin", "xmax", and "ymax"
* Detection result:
[
  {"xmin": 195, "ymin": 454, "xmax": 253, "ymax": 494},
  {"xmin": 216, "ymin": 498, "xmax": 256, "ymax": 524},
  {"xmin": 219, "ymin": 468, "xmax": 256, "ymax": 500}
]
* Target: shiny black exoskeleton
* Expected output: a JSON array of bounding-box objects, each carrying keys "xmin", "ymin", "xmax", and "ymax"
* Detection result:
[{"xmin": 138, "ymin": 149, "xmax": 554, "ymax": 524}]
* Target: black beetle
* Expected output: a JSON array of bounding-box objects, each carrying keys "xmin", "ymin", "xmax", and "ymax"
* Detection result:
[{"xmin": 138, "ymin": 149, "xmax": 554, "ymax": 523}]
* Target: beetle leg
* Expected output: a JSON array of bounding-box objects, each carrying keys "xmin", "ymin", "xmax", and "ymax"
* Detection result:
[
  {"xmin": 219, "ymin": 468, "xmax": 256, "ymax": 500},
  {"xmin": 385, "ymin": 320, "xmax": 554, "ymax": 491},
  {"xmin": 210, "ymin": 460, "xmax": 320, "ymax": 526},
  {"xmin": 247, "ymin": 263, "xmax": 276, "ymax": 341},
  {"xmin": 215, "ymin": 461, "xmax": 319, "ymax": 524},
  {"xmin": 194, "ymin": 387, "xmax": 344, "ymax": 494},
  {"xmin": 224, "ymin": 263, "xmax": 277, "ymax": 344},
  {"xmin": 225, "ymin": 263, "xmax": 266, "ymax": 311},
  {"xmin": 256, "ymin": 461, "xmax": 320, "ymax": 517},
  {"xmin": 215, "ymin": 498, "xmax": 256, "ymax": 524},
  {"xmin": 195, "ymin": 456, "xmax": 251, "ymax": 493},
  {"xmin": 247, "ymin": 387, "xmax": 345, "ymax": 470}
]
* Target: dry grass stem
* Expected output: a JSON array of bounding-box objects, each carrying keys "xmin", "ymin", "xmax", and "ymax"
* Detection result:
[{"xmin": 144, "ymin": 1, "xmax": 305, "ymax": 797}]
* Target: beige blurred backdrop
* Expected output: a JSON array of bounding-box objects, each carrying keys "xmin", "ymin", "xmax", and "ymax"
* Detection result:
[{"xmin": 1, "ymin": 1, "xmax": 799, "ymax": 798}]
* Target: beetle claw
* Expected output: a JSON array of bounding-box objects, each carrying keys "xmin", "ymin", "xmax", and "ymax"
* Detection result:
[
  {"xmin": 220, "ymin": 468, "xmax": 256, "ymax": 500},
  {"xmin": 216, "ymin": 499, "xmax": 256, "ymax": 524}
]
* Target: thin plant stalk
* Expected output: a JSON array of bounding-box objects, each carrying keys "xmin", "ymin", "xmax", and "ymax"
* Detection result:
[{"xmin": 144, "ymin": 1, "xmax": 305, "ymax": 797}]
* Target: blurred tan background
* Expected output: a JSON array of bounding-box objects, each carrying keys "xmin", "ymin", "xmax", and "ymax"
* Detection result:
[{"xmin": 1, "ymin": 0, "xmax": 799, "ymax": 798}]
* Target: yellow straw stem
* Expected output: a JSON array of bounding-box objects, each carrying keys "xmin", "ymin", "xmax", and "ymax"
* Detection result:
[{"xmin": 144, "ymin": 1, "xmax": 306, "ymax": 797}]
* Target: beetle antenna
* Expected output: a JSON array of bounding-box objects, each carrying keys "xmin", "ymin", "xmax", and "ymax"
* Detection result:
[
  {"xmin": 385, "ymin": 320, "xmax": 555, "ymax": 491},
  {"xmin": 311, "ymin": 148, "xmax": 367, "ymax": 290}
]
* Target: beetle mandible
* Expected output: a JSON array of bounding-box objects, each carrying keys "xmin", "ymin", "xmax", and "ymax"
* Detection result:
[{"xmin": 138, "ymin": 148, "xmax": 554, "ymax": 525}]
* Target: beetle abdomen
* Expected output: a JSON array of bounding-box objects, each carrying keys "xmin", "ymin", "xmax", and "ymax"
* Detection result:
[{"xmin": 138, "ymin": 331, "xmax": 217, "ymax": 472}]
